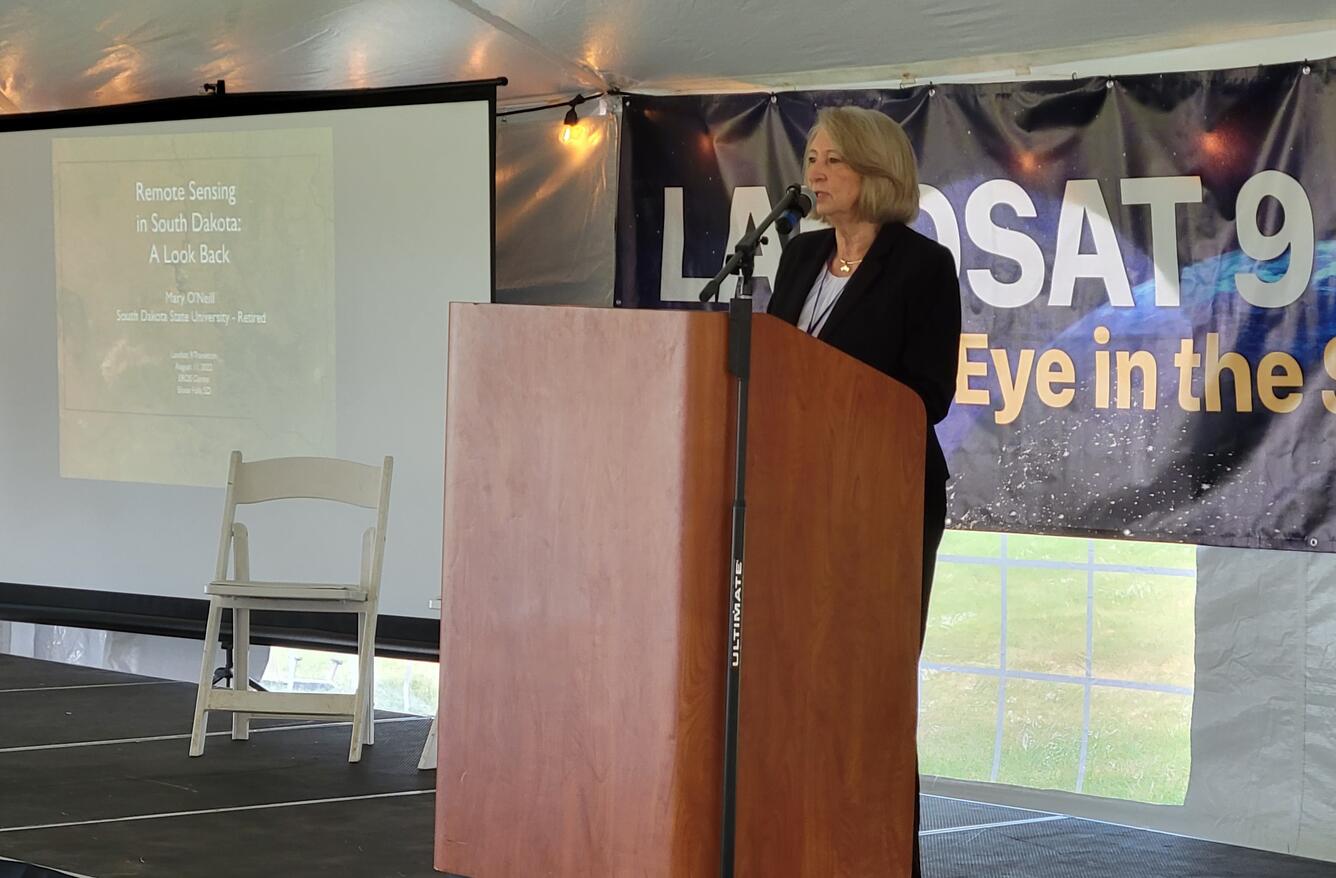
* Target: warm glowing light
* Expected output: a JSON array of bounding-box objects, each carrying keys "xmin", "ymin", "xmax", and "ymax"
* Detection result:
[
  {"xmin": 582, "ymin": 21, "xmax": 618, "ymax": 72},
  {"xmin": 556, "ymin": 119, "xmax": 605, "ymax": 157},
  {"xmin": 0, "ymin": 42, "xmax": 27, "ymax": 111},
  {"xmin": 559, "ymin": 120, "xmax": 593, "ymax": 146},
  {"xmin": 1200, "ymin": 130, "xmax": 1227, "ymax": 158},
  {"xmin": 87, "ymin": 43, "xmax": 147, "ymax": 106},
  {"xmin": 559, "ymin": 104, "xmax": 584, "ymax": 145},
  {"xmin": 1017, "ymin": 151, "xmax": 1039, "ymax": 174},
  {"xmin": 347, "ymin": 45, "xmax": 370, "ymax": 88},
  {"xmin": 467, "ymin": 33, "xmax": 494, "ymax": 73}
]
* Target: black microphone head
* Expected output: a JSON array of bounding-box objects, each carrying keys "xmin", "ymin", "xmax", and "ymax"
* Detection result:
[
  {"xmin": 775, "ymin": 184, "xmax": 815, "ymax": 235},
  {"xmin": 795, "ymin": 185, "xmax": 815, "ymax": 216}
]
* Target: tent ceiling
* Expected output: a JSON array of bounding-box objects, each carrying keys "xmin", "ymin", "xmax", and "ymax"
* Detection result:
[
  {"xmin": 0, "ymin": 0, "xmax": 1333, "ymax": 113},
  {"xmin": 491, "ymin": 0, "xmax": 1336, "ymax": 90}
]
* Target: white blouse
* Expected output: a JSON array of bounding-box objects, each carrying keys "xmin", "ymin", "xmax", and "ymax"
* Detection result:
[{"xmin": 797, "ymin": 266, "xmax": 852, "ymax": 336}]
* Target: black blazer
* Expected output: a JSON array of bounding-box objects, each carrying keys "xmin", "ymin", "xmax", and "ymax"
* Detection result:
[{"xmin": 766, "ymin": 222, "xmax": 962, "ymax": 487}]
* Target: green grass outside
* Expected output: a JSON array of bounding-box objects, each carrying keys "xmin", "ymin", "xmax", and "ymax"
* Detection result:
[
  {"xmin": 938, "ymin": 529, "xmax": 1004, "ymax": 557},
  {"xmin": 1006, "ymin": 567, "xmax": 1088, "ymax": 677},
  {"xmin": 918, "ymin": 670, "xmax": 997, "ymax": 781},
  {"xmin": 1083, "ymin": 688, "xmax": 1193, "ymax": 803},
  {"xmin": 921, "ymin": 562, "xmax": 1001, "ymax": 667},
  {"xmin": 1094, "ymin": 539, "xmax": 1196, "ymax": 568},
  {"xmin": 1006, "ymin": 533, "xmax": 1091, "ymax": 564},
  {"xmin": 1093, "ymin": 572, "xmax": 1195, "ymax": 687},
  {"xmin": 995, "ymin": 679, "xmax": 1085, "ymax": 791}
]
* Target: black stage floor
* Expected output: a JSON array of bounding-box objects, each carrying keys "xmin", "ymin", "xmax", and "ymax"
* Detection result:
[{"xmin": 2, "ymin": 653, "xmax": 1334, "ymax": 877}]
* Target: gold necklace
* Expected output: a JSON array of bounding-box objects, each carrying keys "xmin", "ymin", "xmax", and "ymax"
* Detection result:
[{"xmin": 836, "ymin": 256, "xmax": 864, "ymax": 275}]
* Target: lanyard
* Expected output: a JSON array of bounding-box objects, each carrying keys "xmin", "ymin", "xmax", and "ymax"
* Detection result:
[{"xmin": 803, "ymin": 270, "xmax": 844, "ymax": 335}]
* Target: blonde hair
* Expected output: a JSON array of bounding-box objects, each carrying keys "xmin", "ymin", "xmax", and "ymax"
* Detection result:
[{"xmin": 805, "ymin": 106, "xmax": 919, "ymax": 224}]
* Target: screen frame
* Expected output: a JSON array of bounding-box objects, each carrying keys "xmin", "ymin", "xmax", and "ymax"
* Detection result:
[{"xmin": 0, "ymin": 78, "xmax": 504, "ymax": 659}]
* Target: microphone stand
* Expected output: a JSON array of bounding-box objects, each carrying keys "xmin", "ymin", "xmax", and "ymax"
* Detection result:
[
  {"xmin": 705, "ymin": 244, "xmax": 754, "ymax": 878},
  {"xmin": 700, "ymin": 186, "xmax": 801, "ymax": 878}
]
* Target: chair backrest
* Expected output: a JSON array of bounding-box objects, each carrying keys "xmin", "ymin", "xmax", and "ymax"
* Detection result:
[
  {"xmin": 232, "ymin": 455, "xmax": 386, "ymax": 508},
  {"xmin": 215, "ymin": 450, "xmax": 394, "ymax": 596}
]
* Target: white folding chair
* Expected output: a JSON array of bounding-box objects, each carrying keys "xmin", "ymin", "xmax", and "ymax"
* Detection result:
[
  {"xmin": 418, "ymin": 596, "xmax": 442, "ymax": 771},
  {"xmin": 189, "ymin": 450, "xmax": 393, "ymax": 762}
]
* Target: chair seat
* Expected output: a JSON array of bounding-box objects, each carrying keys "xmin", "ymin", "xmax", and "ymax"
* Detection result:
[{"xmin": 207, "ymin": 579, "xmax": 368, "ymax": 601}]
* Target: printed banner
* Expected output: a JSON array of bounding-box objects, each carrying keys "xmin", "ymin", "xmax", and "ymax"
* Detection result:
[{"xmin": 615, "ymin": 61, "xmax": 1336, "ymax": 550}]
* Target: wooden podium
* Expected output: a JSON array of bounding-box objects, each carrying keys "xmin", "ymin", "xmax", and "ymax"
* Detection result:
[{"xmin": 435, "ymin": 304, "xmax": 926, "ymax": 877}]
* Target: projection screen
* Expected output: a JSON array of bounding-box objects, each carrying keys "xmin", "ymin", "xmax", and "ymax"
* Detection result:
[{"xmin": 0, "ymin": 81, "xmax": 499, "ymax": 653}]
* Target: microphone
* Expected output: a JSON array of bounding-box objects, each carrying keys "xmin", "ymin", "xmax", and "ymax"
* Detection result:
[
  {"xmin": 774, "ymin": 185, "xmax": 815, "ymax": 234},
  {"xmin": 698, "ymin": 183, "xmax": 815, "ymax": 302}
]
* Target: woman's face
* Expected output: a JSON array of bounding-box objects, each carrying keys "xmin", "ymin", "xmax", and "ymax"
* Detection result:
[{"xmin": 805, "ymin": 127, "xmax": 862, "ymax": 223}]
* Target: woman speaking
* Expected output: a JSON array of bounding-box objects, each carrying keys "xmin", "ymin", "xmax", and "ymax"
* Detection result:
[{"xmin": 766, "ymin": 104, "xmax": 962, "ymax": 876}]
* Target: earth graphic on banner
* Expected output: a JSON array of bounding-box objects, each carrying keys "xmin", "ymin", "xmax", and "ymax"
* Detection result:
[{"xmin": 942, "ymin": 240, "xmax": 1336, "ymax": 550}]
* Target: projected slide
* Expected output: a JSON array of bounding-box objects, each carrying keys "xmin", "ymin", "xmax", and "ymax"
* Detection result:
[{"xmin": 52, "ymin": 129, "xmax": 336, "ymax": 486}]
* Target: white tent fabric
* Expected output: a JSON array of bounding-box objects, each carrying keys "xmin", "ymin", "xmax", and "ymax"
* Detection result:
[
  {"xmin": 3, "ymin": 0, "xmax": 1336, "ymax": 864},
  {"xmin": 494, "ymin": 100, "xmax": 619, "ymax": 306},
  {"xmin": 2, "ymin": 0, "xmax": 1335, "ymax": 110}
]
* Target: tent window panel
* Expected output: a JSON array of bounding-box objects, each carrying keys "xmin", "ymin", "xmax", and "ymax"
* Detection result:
[{"xmin": 921, "ymin": 531, "xmax": 1196, "ymax": 805}]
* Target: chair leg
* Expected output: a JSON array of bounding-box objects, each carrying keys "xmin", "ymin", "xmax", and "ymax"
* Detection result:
[
  {"xmin": 366, "ymin": 607, "xmax": 378, "ymax": 746},
  {"xmin": 364, "ymin": 613, "xmax": 376, "ymax": 747},
  {"xmin": 349, "ymin": 607, "xmax": 377, "ymax": 762},
  {"xmin": 364, "ymin": 664, "xmax": 376, "ymax": 747},
  {"xmin": 417, "ymin": 715, "xmax": 438, "ymax": 771},
  {"xmin": 232, "ymin": 607, "xmax": 251, "ymax": 741},
  {"xmin": 190, "ymin": 599, "xmax": 224, "ymax": 756}
]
